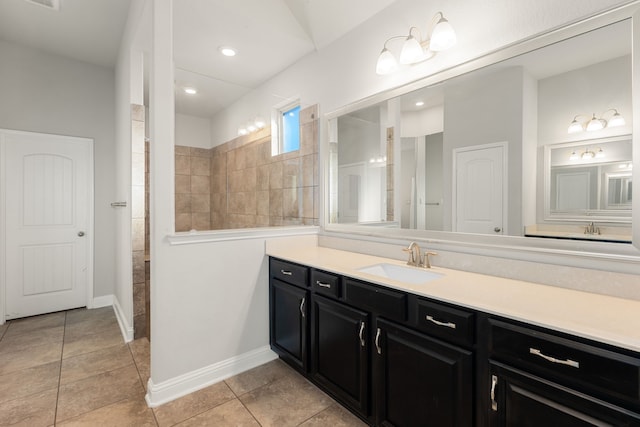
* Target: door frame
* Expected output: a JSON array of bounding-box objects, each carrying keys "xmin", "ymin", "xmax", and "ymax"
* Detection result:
[
  {"xmin": 0, "ymin": 128, "xmax": 95, "ymax": 324},
  {"xmin": 452, "ymin": 141, "xmax": 508, "ymax": 234}
]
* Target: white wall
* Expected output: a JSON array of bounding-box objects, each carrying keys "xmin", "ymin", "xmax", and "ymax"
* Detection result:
[
  {"xmin": 0, "ymin": 40, "xmax": 116, "ymax": 299},
  {"xmin": 175, "ymin": 113, "xmax": 212, "ymax": 148},
  {"xmin": 143, "ymin": 0, "xmax": 633, "ymax": 405}
]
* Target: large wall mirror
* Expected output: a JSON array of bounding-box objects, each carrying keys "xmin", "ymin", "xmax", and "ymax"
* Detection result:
[{"xmin": 327, "ymin": 9, "xmax": 637, "ymax": 249}]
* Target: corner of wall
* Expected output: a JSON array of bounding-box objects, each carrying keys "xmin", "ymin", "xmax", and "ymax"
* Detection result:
[{"xmin": 113, "ymin": 295, "xmax": 134, "ymax": 342}]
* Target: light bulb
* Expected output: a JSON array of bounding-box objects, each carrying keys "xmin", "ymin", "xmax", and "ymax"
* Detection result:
[
  {"xmin": 608, "ymin": 111, "xmax": 625, "ymax": 127},
  {"xmin": 400, "ymin": 34, "xmax": 425, "ymax": 64},
  {"xmin": 376, "ymin": 47, "xmax": 398, "ymax": 75},
  {"xmin": 254, "ymin": 117, "xmax": 266, "ymax": 129},
  {"xmin": 567, "ymin": 119, "xmax": 583, "ymax": 134},
  {"xmin": 586, "ymin": 114, "xmax": 604, "ymax": 132},
  {"xmin": 430, "ymin": 14, "xmax": 457, "ymax": 51}
]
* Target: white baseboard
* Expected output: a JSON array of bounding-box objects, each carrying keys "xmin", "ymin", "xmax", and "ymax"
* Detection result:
[
  {"xmin": 90, "ymin": 294, "xmax": 114, "ymax": 309},
  {"xmin": 113, "ymin": 296, "xmax": 134, "ymax": 343},
  {"xmin": 145, "ymin": 345, "xmax": 278, "ymax": 407}
]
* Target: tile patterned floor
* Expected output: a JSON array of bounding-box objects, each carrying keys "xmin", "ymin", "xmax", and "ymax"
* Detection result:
[{"xmin": 0, "ymin": 307, "xmax": 366, "ymax": 426}]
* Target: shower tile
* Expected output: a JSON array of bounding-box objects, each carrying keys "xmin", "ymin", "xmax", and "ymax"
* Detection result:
[
  {"xmin": 257, "ymin": 190, "xmax": 270, "ymax": 216},
  {"xmin": 269, "ymin": 161, "xmax": 283, "ymax": 189},
  {"xmin": 301, "ymin": 155, "xmax": 314, "ymax": 187},
  {"xmin": 300, "ymin": 104, "xmax": 318, "ymax": 124},
  {"xmin": 191, "ymin": 213, "xmax": 211, "ymax": 230},
  {"xmin": 133, "ymin": 251, "xmax": 146, "ymax": 284},
  {"xmin": 175, "ymin": 145, "xmax": 190, "ymax": 156},
  {"xmin": 257, "ymin": 165, "xmax": 270, "ymax": 190},
  {"xmin": 175, "ymin": 174, "xmax": 191, "ymax": 193},
  {"xmin": 175, "ymin": 193, "xmax": 192, "ymax": 214},
  {"xmin": 175, "ymin": 154, "xmax": 191, "ymax": 175},
  {"xmin": 192, "ymin": 175, "xmax": 211, "ymax": 194},
  {"xmin": 132, "ymin": 219, "xmax": 145, "ymax": 251},
  {"xmin": 211, "ymin": 153, "xmax": 226, "ymax": 175},
  {"xmin": 133, "ymin": 282, "xmax": 146, "ymax": 316},
  {"xmin": 175, "ymin": 213, "xmax": 191, "ymax": 232},
  {"xmin": 191, "ymin": 156, "xmax": 211, "ymax": 176},
  {"xmin": 300, "ymin": 120, "xmax": 317, "ymax": 156},
  {"xmin": 211, "ymin": 172, "xmax": 227, "ymax": 194},
  {"xmin": 227, "ymin": 214, "xmax": 257, "ymax": 229},
  {"xmin": 228, "ymin": 192, "xmax": 256, "ymax": 215},
  {"xmin": 257, "ymin": 140, "xmax": 272, "ymax": 165},
  {"xmin": 302, "ymin": 187, "xmax": 313, "ymax": 219},
  {"xmin": 283, "ymin": 158, "xmax": 301, "ymax": 189},
  {"xmin": 242, "ymin": 145, "xmax": 257, "ymax": 169},
  {"xmin": 270, "ymin": 216, "xmax": 284, "ymax": 226},
  {"xmin": 283, "ymin": 187, "xmax": 301, "ymax": 218},
  {"xmin": 132, "ymin": 152, "xmax": 145, "ymax": 186},
  {"xmin": 191, "ymin": 194, "xmax": 210, "ymax": 213},
  {"xmin": 269, "ymin": 189, "xmax": 283, "ymax": 217},
  {"xmin": 256, "ymin": 215, "xmax": 270, "ymax": 227},
  {"xmin": 226, "ymin": 149, "xmax": 238, "ymax": 172},
  {"xmin": 190, "ymin": 147, "xmax": 211, "ymax": 158},
  {"xmin": 314, "ymin": 186, "xmax": 319, "ymax": 219}
]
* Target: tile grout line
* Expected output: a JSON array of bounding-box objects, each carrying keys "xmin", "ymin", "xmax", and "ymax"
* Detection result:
[
  {"xmin": 53, "ymin": 312, "xmax": 67, "ymax": 426},
  {"xmin": 127, "ymin": 340, "xmax": 161, "ymax": 426},
  {"xmin": 223, "ymin": 380, "xmax": 264, "ymax": 427}
]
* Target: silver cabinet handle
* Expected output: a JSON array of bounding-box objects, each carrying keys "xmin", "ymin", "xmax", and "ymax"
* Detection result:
[
  {"xmin": 359, "ymin": 321, "xmax": 366, "ymax": 347},
  {"xmin": 375, "ymin": 328, "xmax": 382, "ymax": 355},
  {"xmin": 426, "ymin": 315, "xmax": 457, "ymax": 329},
  {"xmin": 316, "ymin": 281, "xmax": 331, "ymax": 289},
  {"xmin": 491, "ymin": 375, "xmax": 498, "ymax": 411},
  {"xmin": 280, "ymin": 270, "xmax": 292, "ymax": 276},
  {"xmin": 299, "ymin": 297, "xmax": 306, "ymax": 318},
  {"xmin": 529, "ymin": 348, "xmax": 579, "ymax": 368}
]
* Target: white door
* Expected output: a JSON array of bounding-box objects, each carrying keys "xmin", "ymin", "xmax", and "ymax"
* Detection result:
[
  {"xmin": 2, "ymin": 130, "xmax": 92, "ymax": 320},
  {"xmin": 338, "ymin": 163, "xmax": 364, "ymax": 223},
  {"xmin": 454, "ymin": 144, "xmax": 506, "ymax": 235}
]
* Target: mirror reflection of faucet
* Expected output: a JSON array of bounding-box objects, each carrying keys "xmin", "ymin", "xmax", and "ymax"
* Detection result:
[
  {"xmin": 584, "ymin": 222, "xmax": 601, "ymax": 235},
  {"xmin": 403, "ymin": 242, "xmax": 437, "ymax": 268}
]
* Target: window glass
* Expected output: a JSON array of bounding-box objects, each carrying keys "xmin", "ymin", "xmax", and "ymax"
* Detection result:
[{"xmin": 281, "ymin": 105, "xmax": 300, "ymax": 153}]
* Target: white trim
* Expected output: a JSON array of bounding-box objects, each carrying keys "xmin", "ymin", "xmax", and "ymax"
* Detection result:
[
  {"xmin": 90, "ymin": 294, "xmax": 114, "ymax": 309},
  {"xmin": 167, "ymin": 225, "xmax": 319, "ymax": 246},
  {"xmin": 0, "ymin": 134, "xmax": 6, "ymax": 325},
  {"xmin": 113, "ymin": 296, "xmax": 134, "ymax": 342},
  {"xmin": 145, "ymin": 346, "xmax": 278, "ymax": 407}
]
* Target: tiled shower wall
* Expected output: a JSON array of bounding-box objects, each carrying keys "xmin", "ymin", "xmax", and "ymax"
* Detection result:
[{"xmin": 175, "ymin": 104, "xmax": 319, "ymax": 231}]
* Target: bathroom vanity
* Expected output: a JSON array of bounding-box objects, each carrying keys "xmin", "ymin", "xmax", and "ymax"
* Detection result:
[{"xmin": 267, "ymin": 246, "xmax": 640, "ymax": 426}]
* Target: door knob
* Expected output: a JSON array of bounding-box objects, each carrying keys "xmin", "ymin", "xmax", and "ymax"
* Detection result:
[
  {"xmin": 78, "ymin": 231, "xmax": 85, "ymax": 237},
  {"xmin": 494, "ymin": 227, "xmax": 501, "ymax": 233}
]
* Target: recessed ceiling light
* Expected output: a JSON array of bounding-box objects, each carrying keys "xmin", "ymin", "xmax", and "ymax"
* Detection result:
[
  {"xmin": 415, "ymin": 101, "xmax": 425, "ymax": 107},
  {"xmin": 184, "ymin": 87, "xmax": 197, "ymax": 95},
  {"xmin": 219, "ymin": 46, "xmax": 237, "ymax": 57}
]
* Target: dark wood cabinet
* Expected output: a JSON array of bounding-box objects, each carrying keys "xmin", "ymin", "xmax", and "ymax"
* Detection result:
[
  {"xmin": 311, "ymin": 294, "xmax": 370, "ymax": 416},
  {"xmin": 270, "ymin": 279, "xmax": 309, "ymax": 372},
  {"xmin": 375, "ymin": 318, "xmax": 474, "ymax": 427},
  {"xmin": 489, "ymin": 362, "xmax": 640, "ymax": 426}
]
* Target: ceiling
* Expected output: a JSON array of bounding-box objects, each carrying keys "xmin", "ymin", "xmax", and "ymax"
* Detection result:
[{"xmin": 0, "ymin": 0, "xmax": 398, "ymax": 118}]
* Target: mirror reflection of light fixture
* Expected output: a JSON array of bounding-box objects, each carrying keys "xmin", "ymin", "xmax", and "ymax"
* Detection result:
[
  {"xmin": 569, "ymin": 147, "xmax": 605, "ymax": 161},
  {"xmin": 237, "ymin": 116, "xmax": 266, "ymax": 136},
  {"xmin": 567, "ymin": 109, "xmax": 625, "ymax": 133},
  {"xmin": 376, "ymin": 11, "xmax": 456, "ymax": 75}
]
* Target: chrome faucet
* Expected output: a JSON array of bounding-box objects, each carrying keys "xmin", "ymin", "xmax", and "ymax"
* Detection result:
[
  {"xmin": 403, "ymin": 242, "xmax": 438, "ymax": 268},
  {"xmin": 584, "ymin": 221, "xmax": 600, "ymax": 235}
]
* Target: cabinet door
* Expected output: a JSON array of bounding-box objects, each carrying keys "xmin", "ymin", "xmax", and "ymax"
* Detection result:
[
  {"xmin": 270, "ymin": 278, "xmax": 308, "ymax": 372},
  {"xmin": 312, "ymin": 295, "xmax": 370, "ymax": 416},
  {"xmin": 489, "ymin": 362, "xmax": 640, "ymax": 427},
  {"xmin": 375, "ymin": 319, "xmax": 473, "ymax": 427}
]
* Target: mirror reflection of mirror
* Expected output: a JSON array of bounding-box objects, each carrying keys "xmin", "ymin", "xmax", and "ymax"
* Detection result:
[{"xmin": 329, "ymin": 18, "xmax": 632, "ymax": 243}]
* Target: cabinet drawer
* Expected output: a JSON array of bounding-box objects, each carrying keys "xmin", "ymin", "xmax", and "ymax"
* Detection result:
[
  {"xmin": 489, "ymin": 319, "xmax": 640, "ymax": 406},
  {"xmin": 415, "ymin": 299, "xmax": 474, "ymax": 347},
  {"xmin": 270, "ymin": 258, "xmax": 308, "ymax": 289},
  {"xmin": 311, "ymin": 270, "xmax": 341, "ymax": 299},
  {"xmin": 345, "ymin": 279, "xmax": 407, "ymax": 322}
]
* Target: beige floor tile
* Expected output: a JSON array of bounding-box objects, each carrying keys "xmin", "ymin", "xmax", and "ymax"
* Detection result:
[
  {"xmin": 0, "ymin": 326, "xmax": 64, "ymax": 355},
  {"xmin": 65, "ymin": 307, "xmax": 113, "ymax": 325},
  {"xmin": 298, "ymin": 403, "xmax": 368, "ymax": 426},
  {"xmin": 63, "ymin": 314, "xmax": 119, "ymax": 341},
  {"xmin": 153, "ymin": 381, "xmax": 236, "ymax": 427},
  {"xmin": 225, "ymin": 359, "xmax": 295, "ymax": 396},
  {"xmin": 239, "ymin": 373, "xmax": 333, "ymax": 427},
  {"xmin": 3, "ymin": 312, "xmax": 66, "ymax": 338},
  {"xmin": 60, "ymin": 343, "xmax": 133, "ymax": 384},
  {"xmin": 0, "ymin": 361, "xmax": 60, "ymax": 404},
  {"xmin": 129, "ymin": 337, "xmax": 150, "ymax": 389},
  {"xmin": 56, "ymin": 396, "xmax": 157, "ymax": 427},
  {"xmin": 174, "ymin": 398, "xmax": 260, "ymax": 427},
  {"xmin": 0, "ymin": 341, "xmax": 62, "ymax": 376},
  {"xmin": 62, "ymin": 327, "xmax": 124, "ymax": 359},
  {"xmin": 56, "ymin": 364, "xmax": 145, "ymax": 422},
  {"xmin": 0, "ymin": 387, "xmax": 57, "ymax": 427},
  {"xmin": 0, "ymin": 322, "xmax": 8, "ymax": 340}
]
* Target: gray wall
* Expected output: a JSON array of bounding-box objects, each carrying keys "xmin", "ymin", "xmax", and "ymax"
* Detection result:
[{"xmin": 0, "ymin": 40, "xmax": 116, "ymax": 299}]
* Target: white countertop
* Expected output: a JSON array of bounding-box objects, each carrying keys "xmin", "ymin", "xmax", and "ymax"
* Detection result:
[{"xmin": 266, "ymin": 244, "xmax": 640, "ymax": 353}]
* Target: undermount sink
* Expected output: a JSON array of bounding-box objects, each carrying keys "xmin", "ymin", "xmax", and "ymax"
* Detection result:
[{"xmin": 357, "ymin": 263, "xmax": 443, "ymax": 284}]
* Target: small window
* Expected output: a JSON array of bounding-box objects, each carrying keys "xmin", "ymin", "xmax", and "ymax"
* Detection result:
[
  {"xmin": 282, "ymin": 105, "xmax": 300, "ymax": 153},
  {"xmin": 272, "ymin": 99, "xmax": 301, "ymax": 156}
]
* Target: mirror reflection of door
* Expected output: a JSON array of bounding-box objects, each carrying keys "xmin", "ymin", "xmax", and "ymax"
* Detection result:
[
  {"xmin": 338, "ymin": 164, "xmax": 363, "ymax": 223},
  {"xmin": 454, "ymin": 143, "xmax": 506, "ymax": 235}
]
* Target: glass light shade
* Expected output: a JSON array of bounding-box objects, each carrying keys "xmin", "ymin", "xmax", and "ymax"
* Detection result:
[
  {"xmin": 567, "ymin": 119, "xmax": 583, "ymax": 134},
  {"xmin": 399, "ymin": 35, "xmax": 425, "ymax": 64},
  {"xmin": 238, "ymin": 127, "xmax": 248, "ymax": 136},
  {"xmin": 246, "ymin": 122, "xmax": 257, "ymax": 132},
  {"xmin": 608, "ymin": 112, "xmax": 625, "ymax": 127},
  {"xmin": 254, "ymin": 117, "xmax": 266, "ymax": 129},
  {"xmin": 596, "ymin": 148, "xmax": 605, "ymax": 158},
  {"xmin": 569, "ymin": 151, "xmax": 579, "ymax": 160},
  {"xmin": 376, "ymin": 47, "xmax": 398, "ymax": 75},
  {"xmin": 429, "ymin": 16, "xmax": 456, "ymax": 51},
  {"xmin": 581, "ymin": 150, "xmax": 595, "ymax": 159},
  {"xmin": 586, "ymin": 114, "xmax": 604, "ymax": 132}
]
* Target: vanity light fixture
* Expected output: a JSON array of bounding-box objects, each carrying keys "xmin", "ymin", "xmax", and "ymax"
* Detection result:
[
  {"xmin": 237, "ymin": 116, "xmax": 266, "ymax": 137},
  {"xmin": 569, "ymin": 147, "xmax": 604, "ymax": 161},
  {"xmin": 567, "ymin": 109, "xmax": 625, "ymax": 133},
  {"xmin": 376, "ymin": 11, "xmax": 456, "ymax": 75}
]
